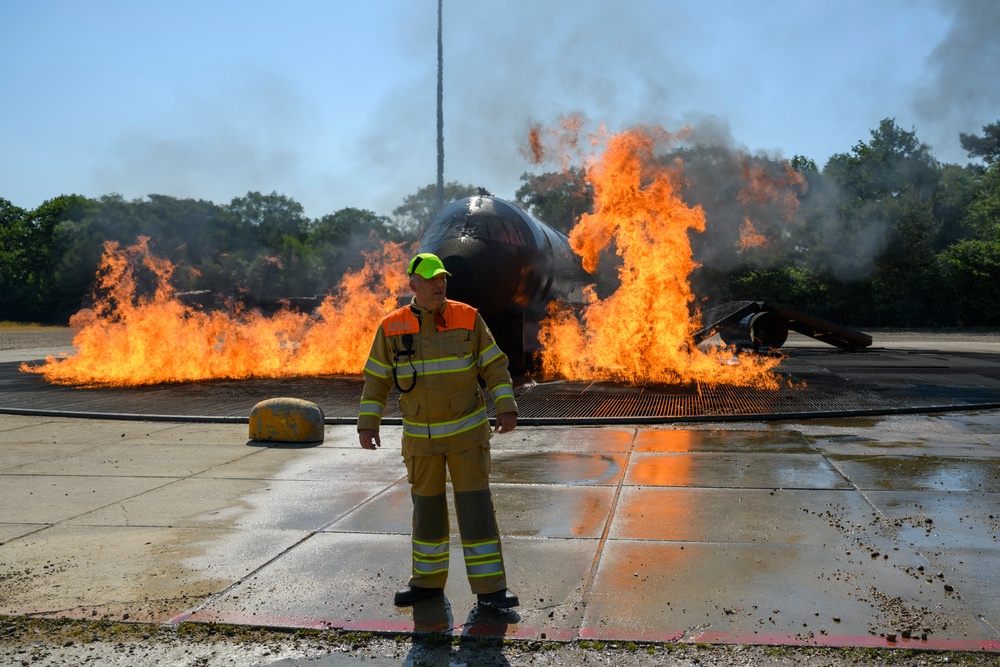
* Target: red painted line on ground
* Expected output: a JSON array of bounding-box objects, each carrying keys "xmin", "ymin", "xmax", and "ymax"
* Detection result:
[
  {"xmin": 579, "ymin": 627, "xmax": 685, "ymax": 643},
  {"xmin": 164, "ymin": 611, "xmax": 1000, "ymax": 651}
]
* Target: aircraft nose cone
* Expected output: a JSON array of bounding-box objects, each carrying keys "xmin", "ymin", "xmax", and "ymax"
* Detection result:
[{"xmin": 435, "ymin": 236, "xmax": 519, "ymax": 318}]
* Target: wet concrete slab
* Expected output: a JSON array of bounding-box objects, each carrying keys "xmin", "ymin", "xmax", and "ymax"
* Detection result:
[
  {"xmin": 609, "ymin": 487, "xmax": 882, "ymax": 544},
  {"xmin": 635, "ymin": 428, "xmax": 814, "ymax": 453},
  {"xmin": 0, "ymin": 523, "xmax": 307, "ymax": 621},
  {"xmin": 492, "ymin": 450, "xmax": 628, "ymax": 486},
  {"xmin": 831, "ymin": 456, "xmax": 1000, "ymax": 492},
  {"xmin": 625, "ymin": 452, "xmax": 852, "ymax": 489},
  {"xmin": 8, "ymin": 441, "xmax": 255, "ymax": 477},
  {"xmin": 583, "ymin": 540, "xmax": 991, "ymax": 643},
  {"xmin": 2, "ymin": 410, "xmax": 1000, "ymax": 651},
  {"xmin": 923, "ymin": 548, "xmax": 1000, "ymax": 631},
  {"xmin": 205, "ymin": 446, "xmax": 407, "ymax": 484}
]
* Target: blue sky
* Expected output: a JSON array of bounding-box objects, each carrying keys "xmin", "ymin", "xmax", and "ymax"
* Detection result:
[{"xmin": 2, "ymin": 0, "xmax": 997, "ymax": 219}]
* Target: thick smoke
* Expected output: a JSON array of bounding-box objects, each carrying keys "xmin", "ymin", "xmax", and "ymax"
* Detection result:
[
  {"xmin": 912, "ymin": 0, "xmax": 1000, "ymax": 163},
  {"xmin": 674, "ymin": 117, "xmax": 890, "ymax": 281}
]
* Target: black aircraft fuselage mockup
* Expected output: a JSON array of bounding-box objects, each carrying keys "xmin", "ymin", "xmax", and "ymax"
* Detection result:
[{"xmin": 418, "ymin": 195, "xmax": 589, "ymax": 370}]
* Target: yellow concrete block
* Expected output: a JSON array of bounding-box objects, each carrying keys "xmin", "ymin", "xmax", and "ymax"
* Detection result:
[{"xmin": 249, "ymin": 397, "xmax": 325, "ymax": 443}]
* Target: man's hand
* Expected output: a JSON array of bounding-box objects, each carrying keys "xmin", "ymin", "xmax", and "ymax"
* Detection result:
[
  {"xmin": 359, "ymin": 429, "xmax": 381, "ymax": 450},
  {"xmin": 494, "ymin": 412, "xmax": 517, "ymax": 434}
]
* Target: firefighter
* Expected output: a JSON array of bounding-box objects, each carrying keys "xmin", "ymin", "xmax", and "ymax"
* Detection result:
[{"xmin": 357, "ymin": 252, "xmax": 520, "ymax": 609}]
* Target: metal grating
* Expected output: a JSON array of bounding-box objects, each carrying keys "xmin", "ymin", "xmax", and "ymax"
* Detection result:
[{"xmin": 3, "ymin": 346, "xmax": 1000, "ymax": 425}]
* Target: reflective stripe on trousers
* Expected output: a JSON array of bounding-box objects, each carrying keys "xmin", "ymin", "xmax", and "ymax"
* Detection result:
[{"xmin": 405, "ymin": 446, "xmax": 507, "ymax": 594}]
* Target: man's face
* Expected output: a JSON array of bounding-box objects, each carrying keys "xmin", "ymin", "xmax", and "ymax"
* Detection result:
[{"xmin": 410, "ymin": 272, "xmax": 447, "ymax": 310}]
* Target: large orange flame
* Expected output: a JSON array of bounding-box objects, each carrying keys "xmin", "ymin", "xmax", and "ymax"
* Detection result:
[
  {"xmin": 21, "ymin": 237, "xmax": 411, "ymax": 387},
  {"xmin": 738, "ymin": 218, "xmax": 770, "ymax": 251},
  {"xmin": 536, "ymin": 125, "xmax": 782, "ymax": 388}
]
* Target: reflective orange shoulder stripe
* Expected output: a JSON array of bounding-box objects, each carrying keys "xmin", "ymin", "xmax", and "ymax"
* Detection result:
[
  {"xmin": 381, "ymin": 307, "xmax": 419, "ymax": 337},
  {"xmin": 439, "ymin": 301, "xmax": 478, "ymax": 332}
]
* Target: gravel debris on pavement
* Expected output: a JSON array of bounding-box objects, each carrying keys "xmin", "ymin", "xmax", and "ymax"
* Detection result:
[{"xmin": 3, "ymin": 616, "xmax": 1000, "ymax": 666}]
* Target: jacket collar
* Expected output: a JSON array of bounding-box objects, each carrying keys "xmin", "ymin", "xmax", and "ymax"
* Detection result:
[{"xmin": 409, "ymin": 297, "xmax": 447, "ymax": 317}]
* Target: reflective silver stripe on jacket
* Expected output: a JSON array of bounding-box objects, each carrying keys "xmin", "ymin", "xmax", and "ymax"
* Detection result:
[
  {"xmin": 414, "ymin": 355, "xmax": 476, "ymax": 375},
  {"xmin": 402, "ymin": 407, "xmax": 488, "ymax": 439},
  {"xmin": 491, "ymin": 383, "xmax": 514, "ymax": 402},
  {"xmin": 364, "ymin": 357, "xmax": 393, "ymax": 378},
  {"xmin": 412, "ymin": 538, "xmax": 450, "ymax": 575},
  {"xmin": 463, "ymin": 539, "xmax": 503, "ymax": 578},
  {"xmin": 479, "ymin": 343, "xmax": 503, "ymax": 367},
  {"xmin": 359, "ymin": 399, "xmax": 384, "ymax": 418}
]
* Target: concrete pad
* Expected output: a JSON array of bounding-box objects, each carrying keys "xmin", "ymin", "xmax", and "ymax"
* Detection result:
[
  {"xmin": 503, "ymin": 426, "xmax": 636, "ymax": 452},
  {"xmin": 807, "ymin": 434, "xmax": 1000, "ymax": 458},
  {"xmin": 609, "ymin": 488, "xmax": 889, "ymax": 545},
  {"xmin": 635, "ymin": 428, "xmax": 814, "ymax": 453},
  {"xmin": 864, "ymin": 490, "xmax": 1000, "ymax": 550},
  {"xmin": 832, "ymin": 456, "xmax": 1000, "ymax": 492},
  {"xmin": 0, "ymin": 474, "xmax": 177, "ymax": 524},
  {"xmin": 195, "ymin": 533, "xmax": 596, "ymax": 638},
  {"xmin": 0, "ymin": 441, "xmax": 102, "ymax": 471},
  {"xmin": 323, "ymin": 483, "xmax": 413, "ymax": 534},
  {"xmin": 788, "ymin": 413, "xmax": 996, "ymax": 447},
  {"xmin": 0, "ymin": 414, "xmax": 63, "ymax": 433},
  {"xmin": 493, "ymin": 483, "xmax": 615, "ymax": 539},
  {"xmin": 491, "ymin": 451, "xmax": 627, "ymax": 486},
  {"xmin": 9, "ymin": 441, "xmax": 257, "ymax": 477},
  {"xmin": 0, "ymin": 524, "xmax": 47, "ymax": 544},
  {"xmin": 193, "ymin": 532, "xmax": 422, "ymax": 629},
  {"xmin": 0, "ymin": 525, "xmax": 305, "ymax": 620},
  {"xmin": 204, "ymin": 445, "xmax": 406, "ymax": 484},
  {"xmin": 938, "ymin": 411, "xmax": 1000, "ymax": 435},
  {"xmin": 583, "ymin": 540, "xmax": 991, "ymax": 643},
  {"xmin": 319, "ymin": 425, "xmax": 405, "ymax": 449},
  {"xmin": 4, "ymin": 406, "xmax": 1000, "ymax": 650},
  {"xmin": 0, "ymin": 418, "xmax": 180, "ymax": 444},
  {"xmin": 625, "ymin": 452, "xmax": 852, "ymax": 489},
  {"xmin": 924, "ymin": 547, "xmax": 1000, "ymax": 631},
  {"xmin": 62, "ymin": 477, "xmax": 395, "ymax": 532},
  {"xmin": 324, "ymin": 481, "xmax": 613, "ymax": 541}
]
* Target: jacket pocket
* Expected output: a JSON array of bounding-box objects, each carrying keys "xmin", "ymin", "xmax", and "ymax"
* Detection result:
[
  {"xmin": 479, "ymin": 441, "xmax": 491, "ymax": 476},
  {"xmin": 399, "ymin": 396, "xmax": 421, "ymax": 420},
  {"xmin": 442, "ymin": 330, "xmax": 474, "ymax": 358},
  {"xmin": 448, "ymin": 390, "xmax": 481, "ymax": 418}
]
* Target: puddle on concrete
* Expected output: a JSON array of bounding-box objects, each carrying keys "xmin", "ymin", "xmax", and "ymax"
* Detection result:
[
  {"xmin": 834, "ymin": 456, "xmax": 1000, "ymax": 492},
  {"xmin": 635, "ymin": 429, "xmax": 812, "ymax": 453},
  {"xmin": 493, "ymin": 452, "xmax": 624, "ymax": 486}
]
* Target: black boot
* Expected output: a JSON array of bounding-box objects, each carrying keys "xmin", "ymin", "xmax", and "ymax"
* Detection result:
[
  {"xmin": 476, "ymin": 589, "xmax": 519, "ymax": 608},
  {"xmin": 393, "ymin": 585, "xmax": 443, "ymax": 606}
]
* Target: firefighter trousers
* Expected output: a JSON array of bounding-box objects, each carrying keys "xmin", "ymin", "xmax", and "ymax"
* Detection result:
[{"xmin": 404, "ymin": 442, "xmax": 507, "ymax": 594}]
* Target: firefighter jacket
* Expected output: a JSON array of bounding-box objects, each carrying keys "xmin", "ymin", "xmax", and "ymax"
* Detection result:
[{"xmin": 358, "ymin": 298, "xmax": 518, "ymax": 457}]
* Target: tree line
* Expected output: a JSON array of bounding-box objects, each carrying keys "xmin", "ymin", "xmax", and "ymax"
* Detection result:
[{"xmin": 1, "ymin": 118, "xmax": 998, "ymax": 328}]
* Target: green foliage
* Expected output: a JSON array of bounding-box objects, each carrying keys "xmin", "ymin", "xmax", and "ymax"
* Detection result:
[
  {"xmin": 936, "ymin": 238, "xmax": 1000, "ymax": 325},
  {"xmin": 817, "ymin": 119, "xmax": 946, "ymax": 325},
  {"xmin": 934, "ymin": 164, "xmax": 981, "ymax": 246},
  {"xmin": 723, "ymin": 265, "xmax": 829, "ymax": 307},
  {"xmin": 0, "ymin": 194, "xmax": 96, "ymax": 322},
  {"xmin": 391, "ymin": 181, "xmax": 481, "ymax": 238},
  {"xmin": 5, "ymin": 115, "xmax": 1000, "ymax": 327},
  {"xmin": 790, "ymin": 155, "xmax": 818, "ymax": 174},
  {"xmin": 960, "ymin": 119, "xmax": 1000, "ymax": 164},
  {"xmin": 965, "ymin": 161, "xmax": 1000, "ymax": 241},
  {"xmin": 825, "ymin": 118, "xmax": 940, "ymax": 202},
  {"xmin": 514, "ymin": 167, "xmax": 593, "ymax": 234},
  {"xmin": 226, "ymin": 190, "xmax": 309, "ymax": 249},
  {"xmin": 304, "ymin": 207, "xmax": 400, "ymax": 293}
]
